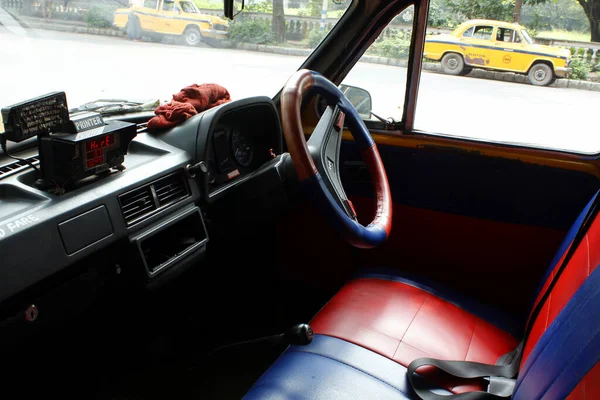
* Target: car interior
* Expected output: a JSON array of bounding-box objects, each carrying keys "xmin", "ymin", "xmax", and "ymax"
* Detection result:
[{"xmin": 0, "ymin": 0, "xmax": 599, "ymax": 398}]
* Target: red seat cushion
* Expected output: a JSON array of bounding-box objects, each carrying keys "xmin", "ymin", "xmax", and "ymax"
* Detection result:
[{"xmin": 311, "ymin": 277, "xmax": 519, "ymax": 393}]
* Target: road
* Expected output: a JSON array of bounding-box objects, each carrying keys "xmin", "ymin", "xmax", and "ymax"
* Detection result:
[{"xmin": 1, "ymin": 17, "xmax": 599, "ymax": 153}]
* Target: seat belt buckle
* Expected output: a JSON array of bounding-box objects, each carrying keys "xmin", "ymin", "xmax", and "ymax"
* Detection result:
[{"xmin": 485, "ymin": 376, "xmax": 516, "ymax": 397}]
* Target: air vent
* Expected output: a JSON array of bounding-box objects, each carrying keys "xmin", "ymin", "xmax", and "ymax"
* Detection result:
[
  {"xmin": 154, "ymin": 173, "xmax": 188, "ymax": 207},
  {"xmin": 119, "ymin": 186, "xmax": 156, "ymax": 225},
  {"xmin": 119, "ymin": 172, "xmax": 190, "ymax": 226},
  {"xmin": 0, "ymin": 156, "xmax": 40, "ymax": 180}
]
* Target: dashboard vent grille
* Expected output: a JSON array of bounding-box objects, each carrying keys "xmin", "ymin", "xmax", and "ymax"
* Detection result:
[
  {"xmin": 119, "ymin": 172, "xmax": 190, "ymax": 226},
  {"xmin": 0, "ymin": 156, "xmax": 40, "ymax": 180},
  {"xmin": 119, "ymin": 186, "xmax": 156, "ymax": 225},
  {"xmin": 154, "ymin": 173, "xmax": 188, "ymax": 207}
]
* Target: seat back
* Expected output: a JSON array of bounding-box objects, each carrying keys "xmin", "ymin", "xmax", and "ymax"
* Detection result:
[{"xmin": 513, "ymin": 192, "xmax": 600, "ymax": 400}]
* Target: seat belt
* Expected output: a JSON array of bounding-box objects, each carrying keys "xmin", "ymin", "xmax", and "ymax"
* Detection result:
[
  {"xmin": 407, "ymin": 354, "xmax": 519, "ymax": 399},
  {"xmin": 407, "ymin": 193, "xmax": 600, "ymax": 400}
]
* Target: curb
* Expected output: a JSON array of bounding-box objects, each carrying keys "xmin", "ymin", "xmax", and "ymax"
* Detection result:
[
  {"xmin": 234, "ymin": 43, "xmax": 600, "ymax": 92},
  {"xmin": 14, "ymin": 21, "xmax": 600, "ymax": 92},
  {"xmin": 24, "ymin": 21, "xmax": 126, "ymax": 37}
]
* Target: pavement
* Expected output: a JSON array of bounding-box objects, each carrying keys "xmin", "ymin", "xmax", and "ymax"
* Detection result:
[{"xmin": 1, "ymin": 12, "xmax": 600, "ymax": 153}]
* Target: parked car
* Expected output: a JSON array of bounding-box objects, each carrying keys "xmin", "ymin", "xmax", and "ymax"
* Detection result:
[
  {"xmin": 423, "ymin": 19, "xmax": 572, "ymax": 86},
  {"xmin": 113, "ymin": 0, "xmax": 229, "ymax": 46}
]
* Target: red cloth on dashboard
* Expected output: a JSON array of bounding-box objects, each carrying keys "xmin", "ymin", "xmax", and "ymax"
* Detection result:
[{"xmin": 147, "ymin": 83, "xmax": 231, "ymax": 130}]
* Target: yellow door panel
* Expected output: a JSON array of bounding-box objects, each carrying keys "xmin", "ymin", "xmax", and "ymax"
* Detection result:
[
  {"xmin": 136, "ymin": 0, "xmax": 159, "ymax": 32},
  {"xmin": 490, "ymin": 27, "xmax": 527, "ymax": 71},
  {"xmin": 462, "ymin": 24, "xmax": 494, "ymax": 68}
]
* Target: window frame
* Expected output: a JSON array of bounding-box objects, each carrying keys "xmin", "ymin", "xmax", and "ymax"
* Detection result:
[
  {"xmin": 162, "ymin": 0, "xmax": 175, "ymax": 12},
  {"xmin": 142, "ymin": 0, "xmax": 158, "ymax": 10},
  {"xmin": 472, "ymin": 25, "xmax": 494, "ymax": 41},
  {"xmin": 462, "ymin": 26, "xmax": 474, "ymax": 38}
]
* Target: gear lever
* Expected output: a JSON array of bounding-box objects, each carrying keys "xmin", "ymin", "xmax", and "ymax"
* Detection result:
[{"xmin": 206, "ymin": 323, "xmax": 314, "ymax": 357}]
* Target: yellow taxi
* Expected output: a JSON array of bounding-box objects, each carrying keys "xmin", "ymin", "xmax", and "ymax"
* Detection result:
[
  {"xmin": 113, "ymin": 0, "xmax": 229, "ymax": 47},
  {"xmin": 423, "ymin": 19, "xmax": 572, "ymax": 86}
]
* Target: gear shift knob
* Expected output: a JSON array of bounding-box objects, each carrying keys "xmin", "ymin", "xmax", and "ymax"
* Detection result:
[{"xmin": 283, "ymin": 323, "xmax": 314, "ymax": 346}]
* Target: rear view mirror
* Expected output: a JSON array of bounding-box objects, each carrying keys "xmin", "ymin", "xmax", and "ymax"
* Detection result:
[
  {"xmin": 224, "ymin": 0, "xmax": 244, "ymax": 19},
  {"xmin": 339, "ymin": 84, "xmax": 372, "ymax": 120}
]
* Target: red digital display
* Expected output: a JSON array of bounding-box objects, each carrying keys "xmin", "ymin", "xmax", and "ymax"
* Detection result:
[
  {"xmin": 87, "ymin": 156, "xmax": 104, "ymax": 169},
  {"xmin": 86, "ymin": 134, "xmax": 113, "ymax": 152},
  {"xmin": 84, "ymin": 134, "xmax": 115, "ymax": 170}
]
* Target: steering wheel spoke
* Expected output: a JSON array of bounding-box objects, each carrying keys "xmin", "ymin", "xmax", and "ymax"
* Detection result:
[
  {"xmin": 281, "ymin": 69, "xmax": 392, "ymax": 248},
  {"xmin": 307, "ymin": 105, "xmax": 356, "ymax": 219}
]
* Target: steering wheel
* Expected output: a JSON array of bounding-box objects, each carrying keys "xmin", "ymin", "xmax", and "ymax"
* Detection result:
[{"xmin": 281, "ymin": 69, "xmax": 392, "ymax": 249}]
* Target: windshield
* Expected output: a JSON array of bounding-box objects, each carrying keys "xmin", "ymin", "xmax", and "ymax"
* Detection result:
[
  {"xmin": 0, "ymin": 1, "xmax": 350, "ymax": 113},
  {"xmin": 520, "ymin": 28, "xmax": 533, "ymax": 44}
]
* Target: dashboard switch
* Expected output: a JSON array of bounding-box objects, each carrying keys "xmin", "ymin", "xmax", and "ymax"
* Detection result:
[{"xmin": 186, "ymin": 162, "xmax": 208, "ymax": 178}]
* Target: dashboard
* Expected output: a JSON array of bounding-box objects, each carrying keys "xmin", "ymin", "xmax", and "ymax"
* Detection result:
[{"xmin": 0, "ymin": 96, "xmax": 285, "ymax": 323}]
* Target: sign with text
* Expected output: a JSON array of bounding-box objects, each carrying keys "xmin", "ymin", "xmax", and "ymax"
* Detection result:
[{"xmin": 1, "ymin": 92, "xmax": 69, "ymax": 142}]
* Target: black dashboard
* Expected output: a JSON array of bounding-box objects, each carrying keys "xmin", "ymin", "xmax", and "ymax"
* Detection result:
[{"xmin": 0, "ymin": 96, "xmax": 286, "ymax": 323}]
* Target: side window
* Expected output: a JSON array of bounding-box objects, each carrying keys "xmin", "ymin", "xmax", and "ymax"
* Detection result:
[
  {"xmin": 142, "ymin": 0, "xmax": 157, "ymax": 9},
  {"xmin": 180, "ymin": 1, "xmax": 196, "ymax": 13},
  {"xmin": 162, "ymin": 0, "xmax": 175, "ymax": 11},
  {"xmin": 462, "ymin": 26, "xmax": 474, "ymax": 38},
  {"xmin": 417, "ymin": 3, "xmax": 599, "ymax": 153},
  {"xmin": 497, "ymin": 28, "xmax": 519, "ymax": 43},
  {"xmin": 514, "ymin": 32, "xmax": 522, "ymax": 43},
  {"xmin": 340, "ymin": 6, "xmax": 414, "ymax": 122},
  {"xmin": 472, "ymin": 26, "xmax": 493, "ymax": 40}
]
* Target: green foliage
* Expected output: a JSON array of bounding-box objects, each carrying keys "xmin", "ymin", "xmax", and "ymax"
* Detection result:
[
  {"xmin": 536, "ymin": 29, "xmax": 590, "ymax": 41},
  {"xmin": 366, "ymin": 31, "xmax": 411, "ymax": 59},
  {"xmin": 521, "ymin": 0, "xmax": 589, "ymax": 33},
  {"xmin": 307, "ymin": 0, "xmax": 322, "ymax": 17},
  {"xmin": 85, "ymin": 5, "xmax": 116, "ymax": 28},
  {"xmin": 228, "ymin": 18, "xmax": 275, "ymax": 44},
  {"xmin": 305, "ymin": 28, "xmax": 328, "ymax": 48},
  {"xmin": 569, "ymin": 55, "xmax": 592, "ymax": 80},
  {"xmin": 193, "ymin": 0, "xmax": 224, "ymax": 10},
  {"xmin": 427, "ymin": 0, "xmax": 463, "ymax": 28},
  {"xmin": 444, "ymin": 0, "xmax": 514, "ymax": 22},
  {"xmin": 245, "ymin": 1, "xmax": 273, "ymax": 13}
]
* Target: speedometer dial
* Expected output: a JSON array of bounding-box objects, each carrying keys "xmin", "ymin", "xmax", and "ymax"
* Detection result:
[{"xmin": 231, "ymin": 129, "xmax": 254, "ymax": 167}]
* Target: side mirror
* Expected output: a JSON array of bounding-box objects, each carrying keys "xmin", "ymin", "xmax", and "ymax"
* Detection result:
[{"xmin": 339, "ymin": 84, "xmax": 372, "ymax": 120}]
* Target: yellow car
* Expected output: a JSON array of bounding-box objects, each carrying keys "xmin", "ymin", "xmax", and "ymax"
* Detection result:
[
  {"xmin": 423, "ymin": 19, "xmax": 572, "ymax": 86},
  {"xmin": 113, "ymin": 0, "xmax": 229, "ymax": 47}
]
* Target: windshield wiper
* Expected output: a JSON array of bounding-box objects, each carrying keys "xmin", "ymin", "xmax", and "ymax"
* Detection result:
[{"xmin": 70, "ymin": 99, "xmax": 160, "ymax": 116}]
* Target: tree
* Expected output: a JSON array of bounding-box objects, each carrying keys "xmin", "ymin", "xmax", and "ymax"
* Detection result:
[
  {"xmin": 514, "ymin": 0, "xmax": 523, "ymax": 22},
  {"xmin": 444, "ymin": 0, "xmax": 515, "ymax": 22},
  {"xmin": 574, "ymin": 0, "xmax": 600, "ymax": 41},
  {"xmin": 528, "ymin": 0, "xmax": 600, "ymax": 42},
  {"xmin": 448, "ymin": 0, "xmax": 599, "ymax": 42},
  {"xmin": 272, "ymin": 0, "xmax": 285, "ymax": 42}
]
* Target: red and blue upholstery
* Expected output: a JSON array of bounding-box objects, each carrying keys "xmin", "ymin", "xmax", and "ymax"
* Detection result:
[{"xmin": 244, "ymin": 191, "xmax": 600, "ymax": 399}]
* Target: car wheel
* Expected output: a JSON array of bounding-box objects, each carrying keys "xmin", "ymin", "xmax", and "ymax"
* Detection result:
[
  {"xmin": 126, "ymin": 15, "xmax": 141, "ymax": 40},
  {"xmin": 441, "ymin": 53, "xmax": 465, "ymax": 75},
  {"xmin": 458, "ymin": 66, "xmax": 473, "ymax": 76},
  {"xmin": 528, "ymin": 63, "xmax": 554, "ymax": 86},
  {"xmin": 184, "ymin": 27, "xmax": 202, "ymax": 46}
]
